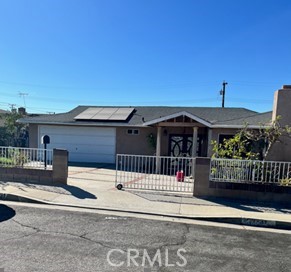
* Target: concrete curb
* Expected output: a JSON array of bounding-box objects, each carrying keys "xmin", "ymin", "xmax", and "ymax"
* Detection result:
[{"xmin": 1, "ymin": 192, "xmax": 291, "ymax": 231}]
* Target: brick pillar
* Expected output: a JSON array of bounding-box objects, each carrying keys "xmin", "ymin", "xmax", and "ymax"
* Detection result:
[
  {"xmin": 193, "ymin": 157, "xmax": 211, "ymax": 197},
  {"xmin": 53, "ymin": 149, "xmax": 68, "ymax": 184}
]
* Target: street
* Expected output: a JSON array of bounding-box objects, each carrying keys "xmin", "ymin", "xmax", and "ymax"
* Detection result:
[{"xmin": 0, "ymin": 202, "xmax": 290, "ymax": 272}]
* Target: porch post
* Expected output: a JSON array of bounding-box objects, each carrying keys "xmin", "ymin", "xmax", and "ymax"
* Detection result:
[
  {"xmin": 156, "ymin": 126, "xmax": 162, "ymax": 173},
  {"xmin": 207, "ymin": 128, "xmax": 213, "ymax": 157},
  {"xmin": 192, "ymin": 126, "xmax": 198, "ymax": 157}
]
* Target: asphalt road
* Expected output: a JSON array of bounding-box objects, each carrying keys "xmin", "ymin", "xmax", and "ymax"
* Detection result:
[{"xmin": 0, "ymin": 203, "xmax": 290, "ymax": 272}]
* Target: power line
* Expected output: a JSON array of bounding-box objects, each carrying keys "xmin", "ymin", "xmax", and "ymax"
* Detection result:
[
  {"xmin": 19, "ymin": 92, "xmax": 28, "ymax": 108},
  {"xmin": 8, "ymin": 103, "xmax": 16, "ymax": 111}
]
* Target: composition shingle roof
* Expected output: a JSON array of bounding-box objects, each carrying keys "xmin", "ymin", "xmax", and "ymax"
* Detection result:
[
  {"xmin": 18, "ymin": 105, "xmax": 272, "ymax": 128},
  {"xmin": 214, "ymin": 111, "xmax": 273, "ymax": 127}
]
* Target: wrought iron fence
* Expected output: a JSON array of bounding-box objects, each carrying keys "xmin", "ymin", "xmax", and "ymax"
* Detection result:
[
  {"xmin": 115, "ymin": 154, "xmax": 195, "ymax": 192},
  {"xmin": 0, "ymin": 146, "xmax": 53, "ymax": 170},
  {"xmin": 210, "ymin": 158, "xmax": 291, "ymax": 185}
]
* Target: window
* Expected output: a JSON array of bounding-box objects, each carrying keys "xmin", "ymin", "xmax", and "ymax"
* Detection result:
[
  {"xmin": 127, "ymin": 129, "xmax": 139, "ymax": 135},
  {"xmin": 218, "ymin": 134, "xmax": 234, "ymax": 144}
]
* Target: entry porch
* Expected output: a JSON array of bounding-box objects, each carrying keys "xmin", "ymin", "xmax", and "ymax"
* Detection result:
[{"xmin": 144, "ymin": 111, "xmax": 213, "ymax": 158}]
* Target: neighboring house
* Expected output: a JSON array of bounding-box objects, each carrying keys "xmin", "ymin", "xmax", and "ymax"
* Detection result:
[{"xmin": 18, "ymin": 85, "xmax": 291, "ymax": 164}]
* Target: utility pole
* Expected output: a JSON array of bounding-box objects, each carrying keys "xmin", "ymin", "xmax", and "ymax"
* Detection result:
[
  {"xmin": 220, "ymin": 81, "xmax": 228, "ymax": 108},
  {"xmin": 9, "ymin": 103, "xmax": 16, "ymax": 111},
  {"xmin": 19, "ymin": 92, "xmax": 28, "ymax": 108}
]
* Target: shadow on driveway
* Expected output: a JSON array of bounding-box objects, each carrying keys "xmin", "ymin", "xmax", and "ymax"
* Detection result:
[
  {"xmin": 59, "ymin": 184, "xmax": 97, "ymax": 200},
  {"xmin": 0, "ymin": 181, "xmax": 97, "ymax": 200}
]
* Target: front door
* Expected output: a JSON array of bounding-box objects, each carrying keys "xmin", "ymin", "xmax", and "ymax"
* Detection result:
[
  {"xmin": 169, "ymin": 135, "xmax": 193, "ymax": 157},
  {"xmin": 169, "ymin": 134, "xmax": 205, "ymax": 157}
]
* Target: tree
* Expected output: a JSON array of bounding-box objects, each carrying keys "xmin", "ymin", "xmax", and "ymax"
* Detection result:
[
  {"xmin": 0, "ymin": 110, "xmax": 28, "ymax": 147},
  {"xmin": 212, "ymin": 129, "xmax": 259, "ymax": 160},
  {"xmin": 212, "ymin": 116, "xmax": 291, "ymax": 161}
]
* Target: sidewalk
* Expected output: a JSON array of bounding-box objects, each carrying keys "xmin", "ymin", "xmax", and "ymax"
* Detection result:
[{"xmin": 1, "ymin": 166, "xmax": 291, "ymax": 230}]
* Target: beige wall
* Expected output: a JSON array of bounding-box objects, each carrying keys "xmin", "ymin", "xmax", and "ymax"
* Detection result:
[
  {"xmin": 116, "ymin": 127, "xmax": 156, "ymax": 155},
  {"xmin": 269, "ymin": 86, "xmax": 291, "ymax": 161},
  {"xmin": 272, "ymin": 86, "xmax": 291, "ymax": 125},
  {"xmin": 29, "ymin": 124, "xmax": 38, "ymax": 148}
]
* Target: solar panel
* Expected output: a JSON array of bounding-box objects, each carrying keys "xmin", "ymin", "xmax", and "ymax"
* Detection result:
[
  {"xmin": 74, "ymin": 108, "xmax": 103, "ymax": 119},
  {"xmin": 74, "ymin": 107, "xmax": 134, "ymax": 121},
  {"xmin": 109, "ymin": 108, "xmax": 135, "ymax": 120},
  {"xmin": 93, "ymin": 108, "xmax": 117, "ymax": 120}
]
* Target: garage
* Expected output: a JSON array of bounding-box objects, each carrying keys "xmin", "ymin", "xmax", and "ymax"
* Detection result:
[{"xmin": 38, "ymin": 125, "xmax": 116, "ymax": 163}]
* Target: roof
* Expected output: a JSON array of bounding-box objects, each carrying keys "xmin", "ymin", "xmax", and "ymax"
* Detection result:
[
  {"xmin": 214, "ymin": 111, "xmax": 273, "ymax": 128},
  {"xmin": 0, "ymin": 109, "xmax": 8, "ymax": 114},
  {"xmin": 18, "ymin": 105, "xmax": 272, "ymax": 128}
]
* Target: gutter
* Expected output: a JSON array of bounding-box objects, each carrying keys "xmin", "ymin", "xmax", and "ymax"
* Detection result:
[{"xmin": 17, "ymin": 120, "xmax": 150, "ymax": 128}]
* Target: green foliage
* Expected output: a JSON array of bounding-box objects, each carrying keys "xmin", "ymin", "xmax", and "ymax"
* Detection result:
[
  {"xmin": 212, "ymin": 130, "xmax": 259, "ymax": 160},
  {"xmin": 0, "ymin": 148, "xmax": 28, "ymax": 167},
  {"xmin": 8, "ymin": 148, "xmax": 28, "ymax": 167},
  {"xmin": 0, "ymin": 157, "xmax": 13, "ymax": 164},
  {"xmin": 0, "ymin": 110, "xmax": 28, "ymax": 147},
  {"xmin": 212, "ymin": 116, "xmax": 291, "ymax": 161},
  {"xmin": 280, "ymin": 178, "xmax": 291, "ymax": 186}
]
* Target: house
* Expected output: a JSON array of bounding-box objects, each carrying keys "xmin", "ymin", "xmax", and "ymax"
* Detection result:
[{"xmin": 18, "ymin": 85, "xmax": 291, "ymax": 164}]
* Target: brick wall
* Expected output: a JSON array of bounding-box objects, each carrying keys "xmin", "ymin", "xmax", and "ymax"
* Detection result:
[
  {"xmin": 0, "ymin": 149, "xmax": 68, "ymax": 185},
  {"xmin": 193, "ymin": 158, "xmax": 291, "ymax": 204}
]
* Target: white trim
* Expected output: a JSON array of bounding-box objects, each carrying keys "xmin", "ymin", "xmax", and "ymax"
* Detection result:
[
  {"xmin": 19, "ymin": 120, "xmax": 146, "ymax": 127},
  {"xmin": 212, "ymin": 124, "xmax": 270, "ymax": 129},
  {"xmin": 26, "ymin": 121, "xmax": 269, "ymax": 129},
  {"xmin": 19, "ymin": 118, "xmax": 272, "ymax": 130},
  {"xmin": 142, "ymin": 111, "xmax": 212, "ymax": 127}
]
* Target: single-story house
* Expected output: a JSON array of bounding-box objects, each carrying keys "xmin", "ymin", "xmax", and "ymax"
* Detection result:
[{"xmin": 18, "ymin": 85, "xmax": 291, "ymax": 163}]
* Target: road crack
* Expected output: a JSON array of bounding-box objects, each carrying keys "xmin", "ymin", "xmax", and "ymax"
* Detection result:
[
  {"xmin": 7, "ymin": 219, "xmax": 115, "ymax": 250},
  {"xmin": 0, "ymin": 219, "xmax": 41, "ymax": 243},
  {"xmin": 159, "ymin": 223, "xmax": 190, "ymax": 249}
]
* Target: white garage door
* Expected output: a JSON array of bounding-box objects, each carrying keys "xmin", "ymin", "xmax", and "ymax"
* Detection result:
[{"xmin": 38, "ymin": 125, "xmax": 116, "ymax": 163}]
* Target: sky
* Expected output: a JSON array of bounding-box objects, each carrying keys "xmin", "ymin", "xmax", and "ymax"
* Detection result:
[{"xmin": 0, "ymin": 0, "xmax": 291, "ymax": 114}]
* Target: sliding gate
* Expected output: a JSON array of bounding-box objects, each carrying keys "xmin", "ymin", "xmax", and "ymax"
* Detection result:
[{"xmin": 115, "ymin": 154, "xmax": 194, "ymax": 193}]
